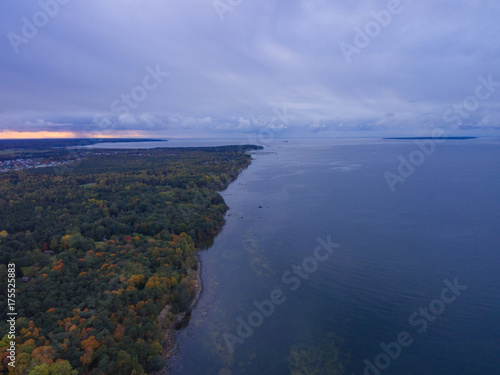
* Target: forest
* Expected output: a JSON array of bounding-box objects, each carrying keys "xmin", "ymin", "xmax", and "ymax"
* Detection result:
[{"xmin": 0, "ymin": 145, "xmax": 261, "ymax": 374}]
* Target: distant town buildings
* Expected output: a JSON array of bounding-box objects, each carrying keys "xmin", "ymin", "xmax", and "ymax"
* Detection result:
[{"xmin": 0, "ymin": 158, "xmax": 70, "ymax": 173}]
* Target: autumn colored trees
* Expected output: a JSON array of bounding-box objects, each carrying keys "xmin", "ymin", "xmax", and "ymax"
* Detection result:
[{"xmin": 0, "ymin": 145, "xmax": 260, "ymax": 374}]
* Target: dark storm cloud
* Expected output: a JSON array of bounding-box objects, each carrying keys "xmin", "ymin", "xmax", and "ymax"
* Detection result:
[{"xmin": 1, "ymin": 0, "xmax": 500, "ymax": 137}]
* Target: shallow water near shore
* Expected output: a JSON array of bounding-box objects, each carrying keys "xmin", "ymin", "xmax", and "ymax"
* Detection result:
[{"xmin": 167, "ymin": 138, "xmax": 500, "ymax": 375}]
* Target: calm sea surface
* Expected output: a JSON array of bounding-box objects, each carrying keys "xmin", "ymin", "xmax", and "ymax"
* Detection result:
[{"xmin": 155, "ymin": 138, "xmax": 498, "ymax": 375}]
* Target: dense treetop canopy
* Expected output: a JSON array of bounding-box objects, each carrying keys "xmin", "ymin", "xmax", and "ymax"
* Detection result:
[{"xmin": 0, "ymin": 145, "xmax": 260, "ymax": 374}]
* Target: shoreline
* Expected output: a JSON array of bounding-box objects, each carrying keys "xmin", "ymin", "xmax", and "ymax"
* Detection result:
[
  {"xmin": 155, "ymin": 151, "xmax": 257, "ymax": 374},
  {"xmin": 154, "ymin": 256, "xmax": 203, "ymax": 375}
]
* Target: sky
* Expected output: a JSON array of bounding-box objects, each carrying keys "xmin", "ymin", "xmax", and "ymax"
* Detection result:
[{"xmin": 1, "ymin": 0, "xmax": 500, "ymax": 139}]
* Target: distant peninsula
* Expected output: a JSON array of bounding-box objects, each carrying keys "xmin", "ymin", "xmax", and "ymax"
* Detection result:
[
  {"xmin": 384, "ymin": 137, "xmax": 477, "ymax": 140},
  {"xmin": 0, "ymin": 138, "xmax": 165, "ymax": 151}
]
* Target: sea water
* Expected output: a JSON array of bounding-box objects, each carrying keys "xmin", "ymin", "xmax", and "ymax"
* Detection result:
[{"xmin": 164, "ymin": 138, "xmax": 500, "ymax": 375}]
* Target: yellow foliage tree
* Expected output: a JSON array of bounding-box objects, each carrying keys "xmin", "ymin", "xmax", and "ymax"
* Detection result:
[
  {"xmin": 145, "ymin": 275, "xmax": 160, "ymax": 290},
  {"xmin": 127, "ymin": 274, "xmax": 145, "ymax": 287}
]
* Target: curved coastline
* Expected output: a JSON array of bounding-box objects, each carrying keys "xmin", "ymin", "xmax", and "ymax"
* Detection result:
[{"xmin": 156, "ymin": 149, "xmax": 259, "ymax": 374}]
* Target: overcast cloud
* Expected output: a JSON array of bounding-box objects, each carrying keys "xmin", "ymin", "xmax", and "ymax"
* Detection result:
[{"xmin": 1, "ymin": 0, "xmax": 500, "ymax": 138}]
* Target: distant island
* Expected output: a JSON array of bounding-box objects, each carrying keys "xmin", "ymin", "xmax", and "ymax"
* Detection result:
[{"xmin": 384, "ymin": 137, "xmax": 477, "ymax": 140}]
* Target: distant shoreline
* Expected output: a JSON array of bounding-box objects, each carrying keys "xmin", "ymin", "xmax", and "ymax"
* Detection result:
[{"xmin": 0, "ymin": 138, "xmax": 165, "ymax": 151}]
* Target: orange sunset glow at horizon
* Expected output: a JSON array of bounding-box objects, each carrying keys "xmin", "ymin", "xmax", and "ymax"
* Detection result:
[{"xmin": 0, "ymin": 130, "xmax": 146, "ymax": 139}]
